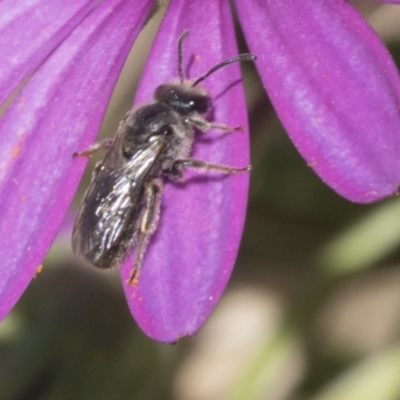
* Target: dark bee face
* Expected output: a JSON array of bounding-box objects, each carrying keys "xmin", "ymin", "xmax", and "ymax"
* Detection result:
[{"xmin": 154, "ymin": 83, "xmax": 212, "ymax": 116}]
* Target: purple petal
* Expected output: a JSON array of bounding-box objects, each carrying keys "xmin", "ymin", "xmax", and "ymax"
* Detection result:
[
  {"xmin": 0, "ymin": 0, "xmax": 153, "ymax": 321},
  {"xmin": 237, "ymin": 0, "xmax": 400, "ymax": 202},
  {"xmin": 121, "ymin": 0, "xmax": 250, "ymax": 342},
  {"xmin": 0, "ymin": 0, "xmax": 100, "ymax": 104}
]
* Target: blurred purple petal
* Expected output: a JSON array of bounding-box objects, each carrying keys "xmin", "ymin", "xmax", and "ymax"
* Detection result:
[
  {"xmin": 0, "ymin": 0, "xmax": 153, "ymax": 320},
  {"xmin": 237, "ymin": 0, "xmax": 400, "ymax": 202},
  {"xmin": 0, "ymin": 0, "xmax": 100, "ymax": 104},
  {"xmin": 122, "ymin": 0, "xmax": 250, "ymax": 342}
]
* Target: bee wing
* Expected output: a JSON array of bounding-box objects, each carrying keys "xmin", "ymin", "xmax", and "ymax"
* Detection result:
[
  {"xmin": 100, "ymin": 119, "xmax": 131, "ymax": 170},
  {"xmin": 72, "ymin": 137, "xmax": 166, "ymax": 268}
]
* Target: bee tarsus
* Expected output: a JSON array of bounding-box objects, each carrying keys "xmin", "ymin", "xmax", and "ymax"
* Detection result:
[{"xmin": 73, "ymin": 137, "xmax": 114, "ymax": 158}]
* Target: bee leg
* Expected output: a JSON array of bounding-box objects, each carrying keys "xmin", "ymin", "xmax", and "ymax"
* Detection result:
[
  {"xmin": 127, "ymin": 179, "xmax": 163, "ymax": 285},
  {"xmin": 189, "ymin": 116, "xmax": 244, "ymax": 133},
  {"xmin": 73, "ymin": 138, "xmax": 114, "ymax": 158},
  {"xmin": 172, "ymin": 158, "xmax": 251, "ymax": 175}
]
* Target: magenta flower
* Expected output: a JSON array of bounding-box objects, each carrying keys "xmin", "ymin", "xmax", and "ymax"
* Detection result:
[{"xmin": 1, "ymin": 0, "xmax": 400, "ymax": 342}]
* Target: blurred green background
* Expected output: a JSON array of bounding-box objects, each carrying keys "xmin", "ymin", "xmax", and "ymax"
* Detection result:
[{"xmin": 2, "ymin": 1, "xmax": 400, "ymax": 399}]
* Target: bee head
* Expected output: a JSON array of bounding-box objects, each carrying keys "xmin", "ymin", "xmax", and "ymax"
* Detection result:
[
  {"xmin": 153, "ymin": 32, "xmax": 256, "ymax": 118},
  {"xmin": 154, "ymin": 83, "xmax": 211, "ymax": 116}
]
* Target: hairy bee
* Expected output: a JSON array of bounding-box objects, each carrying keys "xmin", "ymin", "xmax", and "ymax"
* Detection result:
[{"xmin": 72, "ymin": 32, "xmax": 256, "ymax": 284}]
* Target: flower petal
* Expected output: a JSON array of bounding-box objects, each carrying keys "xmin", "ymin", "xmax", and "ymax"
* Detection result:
[
  {"xmin": 0, "ymin": 0, "xmax": 100, "ymax": 104},
  {"xmin": 0, "ymin": 0, "xmax": 153, "ymax": 321},
  {"xmin": 237, "ymin": 0, "xmax": 400, "ymax": 202},
  {"xmin": 122, "ymin": 0, "xmax": 250, "ymax": 342}
]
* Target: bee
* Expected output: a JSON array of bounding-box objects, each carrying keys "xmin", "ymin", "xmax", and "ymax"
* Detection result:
[{"xmin": 72, "ymin": 32, "xmax": 256, "ymax": 285}]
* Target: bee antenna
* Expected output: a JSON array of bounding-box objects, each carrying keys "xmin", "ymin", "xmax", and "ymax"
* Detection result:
[
  {"xmin": 178, "ymin": 30, "xmax": 189, "ymax": 84},
  {"xmin": 192, "ymin": 54, "xmax": 257, "ymax": 87}
]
